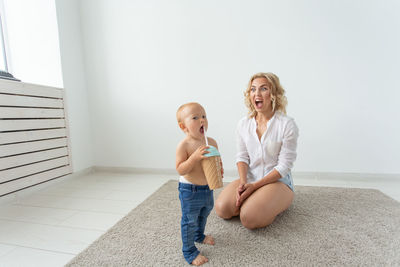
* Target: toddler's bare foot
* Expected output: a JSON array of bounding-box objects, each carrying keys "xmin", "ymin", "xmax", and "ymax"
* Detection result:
[
  {"xmin": 202, "ymin": 235, "xmax": 215, "ymax": 245},
  {"xmin": 192, "ymin": 254, "xmax": 208, "ymax": 266}
]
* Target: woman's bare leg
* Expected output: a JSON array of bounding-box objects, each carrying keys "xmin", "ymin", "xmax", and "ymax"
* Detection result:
[
  {"xmin": 215, "ymin": 179, "xmax": 240, "ymax": 219},
  {"xmin": 239, "ymin": 182, "xmax": 294, "ymax": 229}
]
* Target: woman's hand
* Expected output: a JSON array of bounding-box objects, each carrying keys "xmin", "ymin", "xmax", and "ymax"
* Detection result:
[
  {"xmin": 236, "ymin": 183, "xmax": 244, "ymax": 207},
  {"xmin": 236, "ymin": 183, "xmax": 256, "ymax": 207}
]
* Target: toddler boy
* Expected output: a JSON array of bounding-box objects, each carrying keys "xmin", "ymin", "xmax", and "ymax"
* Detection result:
[{"xmin": 175, "ymin": 102, "xmax": 222, "ymax": 265}]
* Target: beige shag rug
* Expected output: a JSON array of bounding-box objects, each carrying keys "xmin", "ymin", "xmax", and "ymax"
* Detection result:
[{"xmin": 67, "ymin": 180, "xmax": 400, "ymax": 266}]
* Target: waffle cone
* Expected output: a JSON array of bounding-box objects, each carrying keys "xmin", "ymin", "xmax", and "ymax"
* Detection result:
[{"xmin": 201, "ymin": 156, "xmax": 223, "ymax": 190}]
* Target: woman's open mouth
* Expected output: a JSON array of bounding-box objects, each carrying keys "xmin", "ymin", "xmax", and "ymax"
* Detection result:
[{"xmin": 255, "ymin": 100, "xmax": 263, "ymax": 109}]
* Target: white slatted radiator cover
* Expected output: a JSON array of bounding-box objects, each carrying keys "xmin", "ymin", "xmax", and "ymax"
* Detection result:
[{"xmin": 0, "ymin": 79, "xmax": 72, "ymax": 196}]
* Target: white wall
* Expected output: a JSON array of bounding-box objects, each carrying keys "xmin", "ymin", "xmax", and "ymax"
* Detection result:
[
  {"xmin": 62, "ymin": 0, "xmax": 400, "ymax": 174},
  {"xmin": 55, "ymin": 0, "xmax": 94, "ymax": 172}
]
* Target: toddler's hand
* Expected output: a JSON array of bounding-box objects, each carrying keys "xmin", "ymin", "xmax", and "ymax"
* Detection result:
[{"xmin": 191, "ymin": 145, "xmax": 209, "ymax": 162}]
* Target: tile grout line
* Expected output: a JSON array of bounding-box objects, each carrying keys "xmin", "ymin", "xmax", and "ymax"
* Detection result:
[
  {"xmin": 0, "ymin": 242, "xmax": 77, "ymax": 256},
  {"xmin": 0, "ymin": 244, "xmax": 18, "ymax": 259},
  {"xmin": 4, "ymin": 203, "xmax": 129, "ymax": 215},
  {"xmin": 15, "ymin": 193, "xmax": 144, "ymax": 204},
  {"xmin": 0, "ymin": 218, "xmax": 106, "ymax": 232}
]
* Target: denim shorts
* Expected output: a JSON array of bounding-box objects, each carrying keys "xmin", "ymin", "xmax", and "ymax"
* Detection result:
[
  {"xmin": 178, "ymin": 183, "xmax": 214, "ymax": 264},
  {"xmin": 278, "ymin": 172, "xmax": 294, "ymax": 191}
]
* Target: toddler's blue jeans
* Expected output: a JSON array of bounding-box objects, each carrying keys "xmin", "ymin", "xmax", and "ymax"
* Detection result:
[{"xmin": 178, "ymin": 182, "xmax": 214, "ymax": 264}]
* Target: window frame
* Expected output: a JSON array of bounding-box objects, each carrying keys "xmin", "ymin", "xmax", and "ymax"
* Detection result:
[{"xmin": 0, "ymin": 0, "xmax": 19, "ymax": 81}]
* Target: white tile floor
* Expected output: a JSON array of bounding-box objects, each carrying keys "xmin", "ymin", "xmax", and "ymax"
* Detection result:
[{"xmin": 0, "ymin": 171, "xmax": 399, "ymax": 266}]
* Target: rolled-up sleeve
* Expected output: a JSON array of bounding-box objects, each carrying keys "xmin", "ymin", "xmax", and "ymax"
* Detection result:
[
  {"xmin": 235, "ymin": 120, "xmax": 250, "ymax": 165},
  {"xmin": 274, "ymin": 119, "xmax": 299, "ymax": 177}
]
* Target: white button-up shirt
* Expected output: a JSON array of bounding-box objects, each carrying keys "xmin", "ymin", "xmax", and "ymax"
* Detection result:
[{"xmin": 236, "ymin": 111, "xmax": 299, "ymax": 183}]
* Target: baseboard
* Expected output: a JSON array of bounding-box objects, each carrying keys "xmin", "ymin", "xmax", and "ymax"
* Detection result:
[
  {"xmin": 92, "ymin": 166, "xmax": 400, "ymax": 182},
  {"xmin": 293, "ymin": 171, "xmax": 400, "ymax": 182},
  {"xmin": 93, "ymin": 166, "xmax": 178, "ymax": 175},
  {"xmin": 2, "ymin": 167, "xmax": 398, "ymax": 205},
  {"xmin": 93, "ymin": 166, "xmax": 239, "ymax": 177}
]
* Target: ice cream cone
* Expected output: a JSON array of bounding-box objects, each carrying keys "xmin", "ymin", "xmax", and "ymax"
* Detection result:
[{"xmin": 201, "ymin": 145, "xmax": 223, "ymax": 190}]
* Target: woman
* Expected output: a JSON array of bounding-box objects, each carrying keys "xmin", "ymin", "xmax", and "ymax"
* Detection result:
[{"xmin": 215, "ymin": 72, "xmax": 299, "ymax": 229}]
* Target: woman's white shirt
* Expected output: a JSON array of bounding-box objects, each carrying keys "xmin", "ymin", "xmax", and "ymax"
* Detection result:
[{"xmin": 235, "ymin": 111, "xmax": 299, "ymax": 183}]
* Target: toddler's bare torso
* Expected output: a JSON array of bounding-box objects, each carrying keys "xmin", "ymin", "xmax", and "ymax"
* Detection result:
[
  {"xmin": 183, "ymin": 138, "xmax": 208, "ymax": 185},
  {"xmin": 184, "ymin": 138, "xmax": 217, "ymax": 185}
]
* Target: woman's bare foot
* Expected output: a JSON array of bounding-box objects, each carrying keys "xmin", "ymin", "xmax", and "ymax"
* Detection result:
[
  {"xmin": 192, "ymin": 254, "xmax": 208, "ymax": 266},
  {"xmin": 202, "ymin": 235, "xmax": 215, "ymax": 245}
]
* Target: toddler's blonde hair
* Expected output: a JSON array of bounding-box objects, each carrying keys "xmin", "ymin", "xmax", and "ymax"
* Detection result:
[{"xmin": 176, "ymin": 102, "xmax": 203, "ymax": 124}]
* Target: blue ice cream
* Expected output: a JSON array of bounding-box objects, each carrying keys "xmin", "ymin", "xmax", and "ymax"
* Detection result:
[{"xmin": 204, "ymin": 145, "xmax": 220, "ymax": 157}]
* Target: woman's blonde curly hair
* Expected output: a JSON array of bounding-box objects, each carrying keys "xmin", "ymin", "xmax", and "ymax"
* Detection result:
[{"xmin": 244, "ymin": 72, "xmax": 288, "ymax": 118}]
